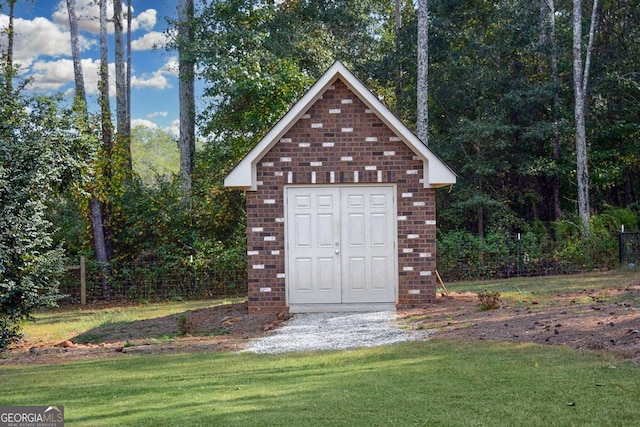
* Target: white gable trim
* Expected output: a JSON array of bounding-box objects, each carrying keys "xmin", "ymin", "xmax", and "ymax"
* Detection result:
[{"xmin": 224, "ymin": 61, "xmax": 456, "ymax": 190}]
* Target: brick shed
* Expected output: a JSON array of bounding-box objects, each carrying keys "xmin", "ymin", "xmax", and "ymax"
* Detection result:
[{"xmin": 224, "ymin": 61, "xmax": 456, "ymax": 314}]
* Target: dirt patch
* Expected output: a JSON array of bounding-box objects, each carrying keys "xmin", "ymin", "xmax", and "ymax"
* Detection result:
[
  {"xmin": 2, "ymin": 284, "xmax": 639, "ymax": 365},
  {"xmin": 1, "ymin": 303, "xmax": 288, "ymax": 365},
  {"xmin": 398, "ymin": 283, "xmax": 640, "ymax": 364}
]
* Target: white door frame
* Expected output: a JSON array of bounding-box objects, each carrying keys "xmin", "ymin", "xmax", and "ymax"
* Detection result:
[{"xmin": 285, "ymin": 184, "xmax": 398, "ymax": 312}]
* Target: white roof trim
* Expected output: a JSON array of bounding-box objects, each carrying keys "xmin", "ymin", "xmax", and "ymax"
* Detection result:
[{"xmin": 224, "ymin": 61, "xmax": 456, "ymax": 190}]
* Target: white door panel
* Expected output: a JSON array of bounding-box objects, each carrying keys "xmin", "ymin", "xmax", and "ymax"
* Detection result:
[
  {"xmin": 287, "ymin": 186, "xmax": 396, "ymax": 305},
  {"xmin": 341, "ymin": 187, "xmax": 396, "ymax": 303}
]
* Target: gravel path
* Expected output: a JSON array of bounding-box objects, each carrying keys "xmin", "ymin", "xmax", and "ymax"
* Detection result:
[{"xmin": 244, "ymin": 311, "xmax": 432, "ymax": 354}]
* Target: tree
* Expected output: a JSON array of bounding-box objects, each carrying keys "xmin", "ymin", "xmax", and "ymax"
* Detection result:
[
  {"xmin": 2, "ymin": 0, "xmax": 15, "ymax": 93},
  {"xmin": 96, "ymin": 0, "xmax": 117, "ymax": 294},
  {"xmin": 131, "ymin": 126, "xmax": 180, "ymax": 186},
  {"xmin": 126, "ymin": 1, "xmax": 132, "ymax": 143},
  {"xmin": 66, "ymin": 0, "xmax": 111, "ymax": 297},
  {"xmin": 0, "ymin": 4, "xmax": 71, "ymax": 346},
  {"xmin": 394, "ymin": 0, "xmax": 403, "ymax": 117},
  {"xmin": 178, "ymin": 0, "xmax": 196, "ymax": 194},
  {"xmin": 538, "ymin": 0, "xmax": 563, "ymax": 222},
  {"xmin": 416, "ymin": 0, "xmax": 429, "ymax": 145},
  {"xmin": 0, "ymin": 96, "xmax": 73, "ymax": 350},
  {"xmin": 572, "ymin": 0, "xmax": 599, "ymax": 237},
  {"xmin": 113, "ymin": 0, "xmax": 132, "ymax": 172},
  {"xmin": 193, "ymin": 0, "xmax": 385, "ymax": 161}
]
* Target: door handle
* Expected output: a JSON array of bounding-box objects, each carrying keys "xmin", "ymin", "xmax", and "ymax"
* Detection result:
[{"xmin": 335, "ymin": 249, "xmax": 340, "ymax": 255}]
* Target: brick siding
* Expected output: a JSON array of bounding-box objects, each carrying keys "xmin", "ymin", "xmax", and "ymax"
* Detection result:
[{"xmin": 246, "ymin": 78, "xmax": 437, "ymax": 314}]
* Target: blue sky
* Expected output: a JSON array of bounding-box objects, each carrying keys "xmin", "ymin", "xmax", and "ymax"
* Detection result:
[{"xmin": 1, "ymin": 0, "xmax": 188, "ymax": 135}]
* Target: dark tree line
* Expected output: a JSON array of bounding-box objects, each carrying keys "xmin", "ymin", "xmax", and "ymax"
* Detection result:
[{"xmin": 190, "ymin": 0, "xmax": 638, "ymax": 238}]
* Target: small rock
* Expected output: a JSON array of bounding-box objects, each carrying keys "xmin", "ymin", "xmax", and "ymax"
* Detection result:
[
  {"xmin": 608, "ymin": 322, "xmax": 615, "ymax": 327},
  {"xmin": 57, "ymin": 340, "xmax": 74, "ymax": 348}
]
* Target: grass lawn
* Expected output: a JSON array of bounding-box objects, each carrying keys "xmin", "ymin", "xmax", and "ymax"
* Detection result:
[
  {"xmin": 2, "ymin": 270, "xmax": 639, "ymax": 426},
  {"xmin": 1, "ymin": 340, "xmax": 639, "ymax": 426},
  {"xmin": 18, "ymin": 298, "xmax": 244, "ymax": 345},
  {"xmin": 448, "ymin": 269, "xmax": 640, "ymax": 307}
]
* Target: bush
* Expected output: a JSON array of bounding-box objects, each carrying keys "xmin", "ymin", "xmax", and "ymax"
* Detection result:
[{"xmin": 477, "ymin": 290, "xmax": 501, "ymax": 310}]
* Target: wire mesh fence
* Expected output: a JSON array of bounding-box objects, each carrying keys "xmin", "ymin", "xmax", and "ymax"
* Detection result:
[
  {"xmin": 60, "ymin": 233, "xmax": 632, "ymax": 303},
  {"xmin": 620, "ymin": 232, "xmax": 640, "ymax": 267},
  {"xmin": 60, "ymin": 259, "xmax": 247, "ymax": 304},
  {"xmin": 435, "ymin": 231, "xmax": 622, "ymax": 282}
]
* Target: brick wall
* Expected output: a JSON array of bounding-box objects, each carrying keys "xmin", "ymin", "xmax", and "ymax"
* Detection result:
[{"xmin": 246, "ymin": 78, "xmax": 437, "ymax": 314}]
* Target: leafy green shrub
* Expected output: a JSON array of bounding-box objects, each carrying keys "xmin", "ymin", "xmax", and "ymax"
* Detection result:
[{"xmin": 477, "ymin": 290, "xmax": 501, "ymax": 310}]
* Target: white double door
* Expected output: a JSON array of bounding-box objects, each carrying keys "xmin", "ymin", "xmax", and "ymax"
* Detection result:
[{"xmin": 286, "ymin": 186, "xmax": 397, "ymax": 305}]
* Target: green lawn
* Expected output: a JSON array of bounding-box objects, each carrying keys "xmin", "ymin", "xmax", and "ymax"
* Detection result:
[
  {"xmin": 1, "ymin": 340, "xmax": 638, "ymax": 426},
  {"xmin": 447, "ymin": 269, "xmax": 640, "ymax": 307},
  {"xmin": 2, "ymin": 270, "xmax": 639, "ymax": 426},
  {"xmin": 19, "ymin": 298, "xmax": 243, "ymax": 345}
]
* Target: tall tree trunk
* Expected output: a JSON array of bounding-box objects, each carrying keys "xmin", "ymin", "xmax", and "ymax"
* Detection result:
[
  {"xmin": 67, "ymin": 0, "xmax": 111, "ymax": 298},
  {"xmin": 541, "ymin": 0, "xmax": 562, "ymax": 221},
  {"xmin": 89, "ymin": 195, "xmax": 110, "ymax": 297},
  {"xmin": 113, "ymin": 0, "xmax": 131, "ymax": 171},
  {"xmin": 178, "ymin": 0, "xmax": 196, "ymax": 194},
  {"xmin": 4, "ymin": 0, "xmax": 15, "ymax": 94},
  {"xmin": 99, "ymin": 0, "xmax": 113, "ymax": 160},
  {"xmin": 572, "ymin": 0, "xmax": 598, "ymax": 237},
  {"xmin": 99, "ymin": 0, "xmax": 115, "ymax": 263},
  {"xmin": 126, "ymin": 1, "xmax": 132, "ymax": 142},
  {"xmin": 67, "ymin": 0, "xmax": 85, "ymax": 108},
  {"xmin": 548, "ymin": 0, "xmax": 562, "ymax": 222},
  {"xmin": 394, "ymin": 0, "xmax": 403, "ymax": 118},
  {"xmin": 416, "ymin": 0, "xmax": 429, "ymax": 145}
]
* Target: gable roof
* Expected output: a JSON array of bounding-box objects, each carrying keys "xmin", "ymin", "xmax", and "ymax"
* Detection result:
[{"xmin": 224, "ymin": 60, "xmax": 456, "ymax": 190}]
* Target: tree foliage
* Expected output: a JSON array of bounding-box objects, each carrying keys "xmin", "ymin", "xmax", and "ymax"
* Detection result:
[
  {"xmin": 131, "ymin": 126, "xmax": 180, "ymax": 186},
  {"xmin": 193, "ymin": 0, "xmax": 389, "ymax": 161},
  {"xmin": 0, "ymin": 92, "xmax": 83, "ymax": 350}
]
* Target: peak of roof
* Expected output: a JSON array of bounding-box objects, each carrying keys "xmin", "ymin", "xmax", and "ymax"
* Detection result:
[{"xmin": 224, "ymin": 60, "xmax": 456, "ymax": 190}]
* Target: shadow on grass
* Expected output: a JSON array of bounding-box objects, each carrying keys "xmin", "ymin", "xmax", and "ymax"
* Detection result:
[{"xmin": 71, "ymin": 302, "xmax": 248, "ymax": 344}]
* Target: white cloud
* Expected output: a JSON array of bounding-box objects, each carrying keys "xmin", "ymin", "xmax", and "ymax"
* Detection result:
[
  {"xmin": 0, "ymin": 15, "xmax": 92, "ymax": 69},
  {"xmin": 135, "ymin": 9, "xmax": 157, "ymax": 31},
  {"xmin": 53, "ymin": 1, "xmax": 158, "ymax": 34},
  {"xmin": 27, "ymin": 57, "xmax": 114, "ymax": 96},
  {"xmin": 132, "ymin": 118, "xmax": 159, "ymax": 129},
  {"xmin": 148, "ymin": 111, "xmax": 168, "ymax": 118},
  {"xmin": 131, "ymin": 31, "xmax": 167, "ymax": 51},
  {"xmin": 132, "ymin": 71, "xmax": 170, "ymax": 90},
  {"xmin": 29, "ymin": 58, "xmax": 74, "ymax": 91}
]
